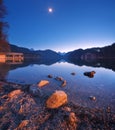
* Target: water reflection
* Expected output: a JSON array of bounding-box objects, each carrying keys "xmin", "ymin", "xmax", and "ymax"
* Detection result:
[
  {"xmin": 0, "ymin": 58, "xmax": 115, "ymax": 110},
  {"xmin": 0, "ymin": 63, "xmax": 10, "ymax": 81},
  {"xmin": 0, "ymin": 58, "xmax": 115, "ymax": 81},
  {"xmin": 67, "ymin": 58, "xmax": 115, "ymax": 72}
]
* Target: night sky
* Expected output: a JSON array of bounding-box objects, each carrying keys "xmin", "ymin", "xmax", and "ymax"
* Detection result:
[{"xmin": 4, "ymin": 0, "xmax": 115, "ymax": 52}]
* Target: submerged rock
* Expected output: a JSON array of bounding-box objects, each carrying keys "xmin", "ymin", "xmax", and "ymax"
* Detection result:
[
  {"xmin": 37, "ymin": 80, "xmax": 49, "ymax": 88},
  {"xmin": 46, "ymin": 90, "xmax": 68, "ymax": 109},
  {"xmin": 48, "ymin": 74, "xmax": 53, "ymax": 78},
  {"xmin": 29, "ymin": 84, "xmax": 42, "ymax": 96},
  {"xmin": 71, "ymin": 72, "xmax": 76, "ymax": 75},
  {"xmin": 84, "ymin": 71, "xmax": 96, "ymax": 78},
  {"xmin": 61, "ymin": 80, "xmax": 67, "ymax": 87},
  {"xmin": 55, "ymin": 76, "xmax": 63, "ymax": 81}
]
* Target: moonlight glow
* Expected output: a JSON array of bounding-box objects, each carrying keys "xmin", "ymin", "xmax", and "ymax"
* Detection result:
[{"xmin": 48, "ymin": 8, "xmax": 53, "ymax": 13}]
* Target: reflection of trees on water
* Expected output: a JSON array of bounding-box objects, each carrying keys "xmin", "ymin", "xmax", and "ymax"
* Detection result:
[
  {"xmin": 0, "ymin": 58, "xmax": 115, "ymax": 81},
  {"xmin": 67, "ymin": 58, "xmax": 115, "ymax": 72},
  {"xmin": 9, "ymin": 58, "xmax": 61, "ymax": 70},
  {"xmin": 0, "ymin": 58, "xmax": 61, "ymax": 81},
  {"xmin": 0, "ymin": 63, "xmax": 10, "ymax": 81}
]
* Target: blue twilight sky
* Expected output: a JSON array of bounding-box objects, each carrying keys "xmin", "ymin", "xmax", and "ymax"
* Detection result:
[{"xmin": 4, "ymin": 0, "xmax": 115, "ymax": 52}]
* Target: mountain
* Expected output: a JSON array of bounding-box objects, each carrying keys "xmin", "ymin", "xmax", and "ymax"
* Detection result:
[
  {"xmin": 10, "ymin": 44, "xmax": 61, "ymax": 61},
  {"xmin": 66, "ymin": 43, "xmax": 115, "ymax": 61},
  {"xmin": 10, "ymin": 44, "xmax": 32, "ymax": 53},
  {"xmin": 10, "ymin": 44, "xmax": 40, "ymax": 61},
  {"xmin": 36, "ymin": 49, "xmax": 61, "ymax": 60}
]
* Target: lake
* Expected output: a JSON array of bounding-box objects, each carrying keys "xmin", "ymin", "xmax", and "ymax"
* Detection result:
[{"xmin": 0, "ymin": 60, "xmax": 115, "ymax": 111}]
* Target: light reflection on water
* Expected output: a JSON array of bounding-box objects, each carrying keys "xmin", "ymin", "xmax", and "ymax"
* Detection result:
[{"xmin": 1, "ymin": 61, "xmax": 115, "ymax": 110}]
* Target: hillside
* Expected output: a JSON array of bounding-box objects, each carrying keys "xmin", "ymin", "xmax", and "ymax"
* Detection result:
[
  {"xmin": 10, "ymin": 44, "xmax": 61, "ymax": 61},
  {"xmin": 66, "ymin": 43, "xmax": 115, "ymax": 60}
]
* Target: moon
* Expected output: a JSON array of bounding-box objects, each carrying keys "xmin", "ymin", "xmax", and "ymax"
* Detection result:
[{"xmin": 48, "ymin": 8, "xmax": 53, "ymax": 13}]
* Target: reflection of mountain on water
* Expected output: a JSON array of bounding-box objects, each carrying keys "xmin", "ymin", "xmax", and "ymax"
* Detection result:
[
  {"xmin": 25, "ymin": 57, "xmax": 61, "ymax": 66},
  {"xmin": 0, "ymin": 58, "xmax": 61, "ymax": 81},
  {"xmin": 1, "ymin": 57, "xmax": 61, "ymax": 74},
  {"xmin": 65, "ymin": 43, "xmax": 115, "ymax": 71},
  {"xmin": 0, "ymin": 58, "xmax": 115, "ymax": 82},
  {"xmin": 8, "ymin": 43, "xmax": 115, "ymax": 71},
  {"xmin": 66, "ymin": 58, "xmax": 115, "ymax": 72}
]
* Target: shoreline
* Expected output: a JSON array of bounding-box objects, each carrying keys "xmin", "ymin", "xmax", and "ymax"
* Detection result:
[{"xmin": 0, "ymin": 81, "xmax": 115, "ymax": 130}]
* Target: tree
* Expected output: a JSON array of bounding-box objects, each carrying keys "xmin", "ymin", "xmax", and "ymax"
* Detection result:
[{"xmin": 0, "ymin": 0, "xmax": 10, "ymax": 52}]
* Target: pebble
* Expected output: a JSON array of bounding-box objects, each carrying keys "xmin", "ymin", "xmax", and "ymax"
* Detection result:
[
  {"xmin": 71, "ymin": 72, "xmax": 76, "ymax": 75},
  {"xmin": 55, "ymin": 76, "xmax": 63, "ymax": 81},
  {"xmin": 61, "ymin": 80, "xmax": 67, "ymax": 87},
  {"xmin": 106, "ymin": 106, "xmax": 111, "ymax": 113},
  {"xmin": 48, "ymin": 75, "xmax": 53, "ymax": 78},
  {"xmin": 89, "ymin": 96, "xmax": 96, "ymax": 101}
]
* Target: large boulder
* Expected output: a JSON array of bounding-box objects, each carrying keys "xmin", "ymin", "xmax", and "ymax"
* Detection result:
[{"xmin": 46, "ymin": 90, "xmax": 68, "ymax": 109}]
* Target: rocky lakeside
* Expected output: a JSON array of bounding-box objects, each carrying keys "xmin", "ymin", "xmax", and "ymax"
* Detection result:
[{"xmin": 0, "ymin": 80, "xmax": 115, "ymax": 130}]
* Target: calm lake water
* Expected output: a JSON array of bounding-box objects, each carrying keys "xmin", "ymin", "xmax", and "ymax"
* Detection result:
[{"xmin": 0, "ymin": 61, "xmax": 115, "ymax": 111}]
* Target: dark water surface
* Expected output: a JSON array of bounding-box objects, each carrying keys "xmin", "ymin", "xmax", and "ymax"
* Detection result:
[{"xmin": 0, "ymin": 61, "xmax": 115, "ymax": 111}]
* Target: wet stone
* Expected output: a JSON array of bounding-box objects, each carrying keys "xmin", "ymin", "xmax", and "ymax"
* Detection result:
[
  {"xmin": 55, "ymin": 76, "xmax": 63, "ymax": 81},
  {"xmin": 84, "ymin": 71, "xmax": 96, "ymax": 78},
  {"xmin": 29, "ymin": 84, "xmax": 42, "ymax": 96},
  {"xmin": 61, "ymin": 80, "xmax": 67, "ymax": 87},
  {"xmin": 89, "ymin": 96, "xmax": 96, "ymax": 101},
  {"xmin": 71, "ymin": 72, "xmax": 76, "ymax": 75},
  {"xmin": 48, "ymin": 75, "xmax": 53, "ymax": 78},
  {"xmin": 37, "ymin": 80, "xmax": 49, "ymax": 88},
  {"xmin": 46, "ymin": 90, "xmax": 68, "ymax": 109}
]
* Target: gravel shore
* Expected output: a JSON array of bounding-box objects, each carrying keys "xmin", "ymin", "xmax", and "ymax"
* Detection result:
[{"xmin": 0, "ymin": 81, "xmax": 115, "ymax": 130}]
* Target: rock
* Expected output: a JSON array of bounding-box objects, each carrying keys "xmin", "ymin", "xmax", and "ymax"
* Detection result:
[
  {"xmin": 29, "ymin": 84, "xmax": 42, "ymax": 96},
  {"xmin": 62, "ymin": 106, "xmax": 71, "ymax": 112},
  {"xmin": 48, "ymin": 74, "xmax": 53, "ymax": 78},
  {"xmin": 1, "ymin": 95, "xmax": 8, "ymax": 99},
  {"xmin": 64, "ymin": 112, "xmax": 78, "ymax": 129},
  {"xmin": 8, "ymin": 90, "xmax": 23, "ymax": 98},
  {"xmin": 16, "ymin": 120, "xmax": 29, "ymax": 129},
  {"xmin": 46, "ymin": 90, "xmax": 68, "ymax": 109},
  {"xmin": 84, "ymin": 71, "xmax": 96, "ymax": 78},
  {"xmin": 89, "ymin": 96, "xmax": 96, "ymax": 101},
  {"xmin": 68, "ymin": 112, "xmax": 78, "ymax": 125},
  {"xmin": 55, "ymin": 76, "xmax": 63, "ymax": 81},
  {"xmin": 61, "ymin": 80, "xmax": 67, "ymax": 87},
  {"xmin": 0, "ymin": 106, "xmax": 3, "ymax": 111},
  {"xmin": 37, "ymin": 80, "xmax": 49, "ymax": 88},
  {"xmin": 107, "ymin": 106, "xmax": 111, "ymax": 113},
  {"xmin": 71, "ymin": 72, "xmax": 76, "ymax": 75},
  {"xmin": 19, "ymin": 105, "xmax": 23, "ymax": 114}
]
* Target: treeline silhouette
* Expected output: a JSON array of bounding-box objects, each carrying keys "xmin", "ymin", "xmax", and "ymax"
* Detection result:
[
  {"xmin": 66, "ymin": 43, "xmax": 115, "ymax": 60},
  {"xmin": 0, "ymin": 0, "xmax": 10, "ymax": 52}
]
